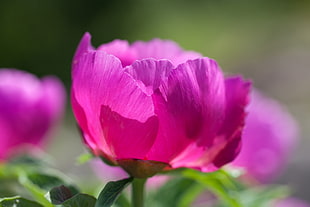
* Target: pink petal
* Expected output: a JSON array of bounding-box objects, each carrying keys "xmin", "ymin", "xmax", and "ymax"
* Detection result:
[
  {"xmin": 212, "ymin": 76, "xmax": 251, "ymax": 168},
  {"xmin": 73, "ymin": 32, "xmax": 94, "ymax": 68},
  {"xmin": 147, "ymin": 58, "xmax": 226, "ymax": 163},
  {"xmin": 131, "ymin": 39, "xmax": 202, "ymax": 66},
  {"xmin": 72, "ymin": 51, "xmax": 156, "ymax": 160},
  {"xmin": 100, "ymin": 105, "xmax": 158, "ymax": 160},
  {"xmin": 98, "ymin": 40, "xmax": 137, "ymax": 67},
  {"xmin": 175, "ymin": 76, "xmax": 251, "ymax": 171},
  {"xmin": 124, "ymin": 59, "xmax": 174, "ymax": 94}
]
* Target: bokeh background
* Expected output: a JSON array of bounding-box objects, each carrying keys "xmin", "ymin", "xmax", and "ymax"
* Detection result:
[{"xmin": 1, "ymin": 0, "xmax": 309, "ymax": 201}]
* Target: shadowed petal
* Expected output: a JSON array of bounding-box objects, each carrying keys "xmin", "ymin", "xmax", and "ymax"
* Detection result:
[
  {"xmin": 98, "ymin": 40, "xmax": 137, "ymax": 67},
  {"xmin": 72, "ymin": 51, "xmax": 155, "ymax": 159},
  {"xmin": 73, "ymin": 32, "xmax": 94, "ymax": 68},
  {"xmin": 212, "ymin": 76, "xmax": 251, "ymax": 167},
  {"xmin": 124, "ymin": 59, "xmax": 174, "ymax": 94},
  {"xmin": 147, "ymin": 58, "xmax": 226, "ymax": 163},
  {"xmin": 100, "ymin": 106, "xmax": 158, "ymax": 160},
  {"xmin": 131, "ymin": 39, "xmax": 202, "ymax": 66}
]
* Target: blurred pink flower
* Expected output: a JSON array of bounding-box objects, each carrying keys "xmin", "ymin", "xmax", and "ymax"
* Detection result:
[
  {"xmin": 275, "ymin": 198, "xmax": 310, "ymax": 207},
  {"xmin": 231, "ymin": 90, "xmax": 298, "ymax": 182},
  {"xmin": 0, "ymin": 69, "xmax": 66, "ymax": 161},
  {"xmin": 71, "ymin": 33, "xmax": 251, "ymax": 178}
]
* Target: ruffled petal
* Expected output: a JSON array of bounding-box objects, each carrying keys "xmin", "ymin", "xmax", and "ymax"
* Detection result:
[
  {"xmin": 72, "ymin": 51, "xmax": 156, "ymax": 160},
  {"xmin": 124, "ymin": 59, "xmax": 174, "ymax": 94},
  {"xmin": 131, "ymin": 39, "xmax": 201, "ymax": 66},
  {"xmin": 212, "ymin": 76, "xmax": 251, "ymax": 167},
  {"xmin": 171, "ymin": 76, "xmax": 251, "ymax": 171},
  {"xmin": 73, "ymin": 32, "xmax": 94, "ymax": 68},
  {"xmin": 147, "ymin": 58, "xmax": 226, "ymax": 163},
  {"xmin": 98, "ymin": 40, "xmax": 137, "ymax": 67},
  {"xmin": 100, "ymin": 106, "xmax": 158, "ymax": 160}
]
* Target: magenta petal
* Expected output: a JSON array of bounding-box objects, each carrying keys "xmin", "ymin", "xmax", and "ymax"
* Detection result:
[
  {"xmin": 131, "ymin": 39, "xmax": 202, "ymax": 66},
  {"xmin": 125, "ymin": 59, "xmax": 174, "ymax": 94},
  {"xmin": 98, "ymin": 40, "xmax": 137, "ymax": 67},
  {"xmin": 100, "ymin": 105, "xmax": 158, "ymax": 160},
  {"xmin": 212, "ymin": 76, "xmax": 251, "ymax": 167},
  {"xmin": 72, "ymin": 51, "xmax": 155, "ymax": 159},
  {"xmin": 73, "ymin": 32, "xmax": 94, "ymax": 68},
  {"xmin": 147, "ymin": 58, "xmax": 226, "ymax": 163}
]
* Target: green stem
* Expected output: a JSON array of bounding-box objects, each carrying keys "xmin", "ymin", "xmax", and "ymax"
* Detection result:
[{"xmin": 132, "ymin": 178, "xmax": 146, "ymax": 207}]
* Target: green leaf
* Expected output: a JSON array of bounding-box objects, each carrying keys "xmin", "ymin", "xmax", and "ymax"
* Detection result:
[
  {"xmin": 48, "ymin": 185, "xmax": 96, "ymax": 207},
  {"xmin": 150, "ymin": 177, "xmax": 198, "ymax": 207},
  {"xmin": 48, "ymin": 185, "xmax": 75, "ymax": 204},
  {"xmin": 0, "ymin": 196, "xmax": 43, "ymax": 207},
  {"xmin": 76, "ymin": 153, "xmax": 94, "ymax": 165},
  {"xmin": 95, "ymin": 177, "xmax": 133, "ymax": 207},
  {"xmin": 62, "ymin": 194, "xmax": 97, "ymax": 207},
  {"xmin": 8, "ymin": 155, "xmax": 45, "ymax": 167},
  {"xmin": 183, "ymin": 169, "xmax": 243, "ymax": 207},
  {"xmin": 18, "ymin": 172, "xmax": 78, "ymax": 207},
  {"xmin": 239, "ymin": 185, "xmax": 289, "ymax": 207},
  {"xmin": 26, "ymin": 172, "xmax": 64, "ymax": 191}
]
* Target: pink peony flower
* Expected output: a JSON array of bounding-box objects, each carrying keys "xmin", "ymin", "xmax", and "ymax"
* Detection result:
[
  {"xmin": 275, "ymin": 198, "xmax": 310, "ymax": 207},
  {"xmin": 231, "ymin": 90, "xmax": 298, "ymax": 183},
  {"xmin": 0, "ymin": 69, "xmax": 66, "ymax": 161},
  {"xmin": 71, "ymin": 33, "xmax": 251, "ymax": 178}
]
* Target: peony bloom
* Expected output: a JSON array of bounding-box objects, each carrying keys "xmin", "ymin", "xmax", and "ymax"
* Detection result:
[
  {"xmin": 0, "ymin": 69, "xmax": 65, "ymax": 161},
  {"xmin": 275, "ymin": 198, "xmax": 310, "ymax": 207},
  {"xmin": 231, "ymin": 90, "xmax": 298, "ymax": 183},
  {"xmin": 71, "ymin": 33, "xmax": 251, "ymax": 178}
]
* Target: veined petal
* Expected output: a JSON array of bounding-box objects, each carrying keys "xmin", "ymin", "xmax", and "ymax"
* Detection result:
[
  {"xmin": 72, "ymin": 51, "xmax": 155, "ymax": 159},
  {"xmin": 147, "ymin": 58, "xmax": 226, "ymax": 163},
  {"xmin": 212, "ymin": 76, "xmax": 251, "ymax": 167},
  {"xmin": 124, "ymin": 59, "xmax": 174, "ymax": 94},
  {"xmin": 131, "ymin": 39, "xmax": 201, "ymax": 66},
  {"xmin": 100, "ymin": 106, "xmax": 158, "ymax": 160},
  {"xmin": 171, "ymin": 76, "xmax": 250, "ymax": 171},
  {"xmin": 73, "ymin": 32, "xmax": 94, "ymax": 68},
  {"xmin": 98, "ymin": 40, "xmax": 137, "ymax": 67}
]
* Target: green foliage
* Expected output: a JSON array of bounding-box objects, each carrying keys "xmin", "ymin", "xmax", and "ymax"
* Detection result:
[
  {"xmin": 0, "ymin": 196, "xmax": 43, "ymax": 207},
  {"xmin": 48, "ymin": 185, "xmax": 96, "ymax": 207},
  {"xmin": 95, "ymin": 177, "xmax": 133, "ymax": 207}
]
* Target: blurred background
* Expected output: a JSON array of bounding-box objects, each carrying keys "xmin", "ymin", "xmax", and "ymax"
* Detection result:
[{"xmin": 0, "ymin": 0, "xmax": 309, "ymax": 201}]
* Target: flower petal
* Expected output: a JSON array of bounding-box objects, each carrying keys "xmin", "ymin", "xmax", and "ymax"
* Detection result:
[
  {"xmin": 212, "ymin": 76, "xmax": 251, "ymax": 167},
  {"xmin": 73, "ymin": 32, "xmax": 94, "ymax": 67},
  {"xmin": 131, "ymin": 39, "xmax": 201, "ymax": 66},
  {"xmin": 98, "ymin": 40, "xmax": 137, "ymax": 67},
  {"xmin": 124, "ymin": 59, "xmax": 174, "ymax": 94},
  {"xmin": 72, "ymin": 51, "xmax": 156, "ymax": 159},
  {"xmin": 100, "ymin": 105, "xmax": 158, "ymax": 160},
  {"xmin": 147, "ymin": 58, "xmax": 226, "ymax": 163}
]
